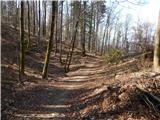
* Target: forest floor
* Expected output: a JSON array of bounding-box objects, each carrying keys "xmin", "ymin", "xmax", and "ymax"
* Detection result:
[{"xmin": 1, "ymin": 24, "xmax": 160, "ymax": 120}]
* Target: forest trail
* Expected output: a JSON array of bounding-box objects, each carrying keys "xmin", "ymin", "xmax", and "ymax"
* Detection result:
[
  {"xmin": 7, "ymin": 55, "xmax": 107, "ymax": 120},
  {"xmin": 2, "ymin": 23, "xmax": 160, "ymax": 120},
  {"xmin": 1, "ymin": 23, "xmax": 108, "ymax": 120}
]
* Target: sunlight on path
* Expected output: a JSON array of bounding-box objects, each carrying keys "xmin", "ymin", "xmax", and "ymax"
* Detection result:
[{"xmin": 15, "ymin": 113, "xmax": 65, "ymax": 118}]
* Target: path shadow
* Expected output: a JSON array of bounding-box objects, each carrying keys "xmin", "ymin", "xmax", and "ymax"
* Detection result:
[{"xmin": 11, "ymin": 85, "xmax": 92, "ymax": 117}]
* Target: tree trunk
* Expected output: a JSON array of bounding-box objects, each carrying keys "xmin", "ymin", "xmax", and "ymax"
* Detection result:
[
  {"xmin": 101, "ymin": 24, "xmax": 107, "ymax": 55},
  {"xmin": 14, "ymin": 2, "xmax": 18, "ymax": 29},
  {"xmin": 54, "ymin": 2, "xmax": 58, "ymax": 55},
  {"xmin": 153, "ymin": 13, "xmax": 160, "ymax": 71},
  {"xmin": 33, "ymin": 1, "xmax": 36, "ymax": 36},
  {"xmin": 65, "ymin": 1, "xmax": 69, "ymax": 44},
  {"xmin": 59, "ymin": 1, "xmax": 63, "ymax": 63},
  {"xmin": 95, "ymin": 5, "xmax": 100, "ymax": 53},
  {"xmin": 92, "ymin": 10, "xmax": 96, "ymax": 52},
  {"xmin": 88, "ymin": 2, "xmax": 93, "ymax": 52},
  {"xmin": 65, "ymin": 20, "xmax": 79, "ymax": 72},
  {"xmin": 81, "ymin": 1, "xmax": 86, "ymax": 56},
  {"xmin": 27, "ymin": 1, "xmax": 31, "ymax": 48},
  {"xmin": 36, "ymin": 1, "xmax": 38, "ymax": 37},
  {"xmin": 43, "ymin": 1, "xmax": 46, "ymax": 37},
  {"xmin": 20, "ymin": 1, "xmax": 25, "ymax": 74},
  {"xmin": 42, "ymin": 1, "xmax": 56, "ymax": 79},
  {"xmin": 104, "ymin": 28, "xmax": 109, "ymax": 53},
  {"xmin": 38, "ymin": 1, "xmax": 41, "ymax": 43},
  {"xmin": 65, "ymin": 2, "xmax": 80, "ymax": 72}
]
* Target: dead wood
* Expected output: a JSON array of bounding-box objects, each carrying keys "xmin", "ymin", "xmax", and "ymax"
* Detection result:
[{"xmin": 137, "ymin": 86, "xmax": 160, "ymax": 116}]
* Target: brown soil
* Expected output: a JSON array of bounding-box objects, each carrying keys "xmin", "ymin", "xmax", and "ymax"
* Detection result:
[{"xmin": 1, "ymin": 23, "xmax": 160, "ymax": 120}]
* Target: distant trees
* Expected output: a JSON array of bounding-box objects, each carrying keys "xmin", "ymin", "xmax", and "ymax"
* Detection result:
[
  {"xmin": 153, "ymin": 13, "xmax": 160, "ymax": 71},
  {"xmin": 131, "ymin": 20, "xmax": 154, "ymax": 53},
  {"xmin": 1, "ymin": 0, "xmax": 159, "ymax": 75}
]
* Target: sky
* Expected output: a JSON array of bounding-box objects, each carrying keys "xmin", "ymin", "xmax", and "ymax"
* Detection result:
[{"xmin": 119, "ymin": 0, "xmax": 160, "ymax": 25}]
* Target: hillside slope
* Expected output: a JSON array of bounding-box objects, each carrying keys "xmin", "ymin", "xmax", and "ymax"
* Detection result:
[{"xmin": 1, "ymin": 24, "xmax": 160, "ymax": 120}]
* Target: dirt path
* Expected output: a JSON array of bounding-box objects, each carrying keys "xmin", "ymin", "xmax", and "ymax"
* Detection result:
[
  {"xmin": 1, "ymin": 24, "xmax": 107, "ymax": 120},
  {"xmin": 2, "ymin": 23, "xmax": 160, "ymax": 120},
  {"xmin": 8, "ymin": 57, "xmax": 106, "ymax": 120}
]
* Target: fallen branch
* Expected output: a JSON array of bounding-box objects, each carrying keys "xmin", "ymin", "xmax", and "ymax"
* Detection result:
[{"xmin": 137, "ymin": 87, "xmax": 160, "ymax": 116}]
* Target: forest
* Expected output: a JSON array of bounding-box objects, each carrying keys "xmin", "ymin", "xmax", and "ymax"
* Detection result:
[{"xmin": 1, "ymin": 0, "xmax": 160, "ymax": 120}]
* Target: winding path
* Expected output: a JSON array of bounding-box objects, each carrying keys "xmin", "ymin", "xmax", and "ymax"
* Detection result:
[{"xmin": 12, "ymin": 57, "xmax": 106, "ymax": 120}]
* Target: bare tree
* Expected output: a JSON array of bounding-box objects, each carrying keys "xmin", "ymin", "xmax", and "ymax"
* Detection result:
[
  {"xmin": 27, "ymin": 1, "xmax": 31, "ymax": 48},
  {"xmin": 123, "ymin": 14, "xmax": 131, "ymax": 53},
  {"xmin": 38, "ymin": 1, "xmax": 41, "ymax": 43},
  {"xmin": 20, "ymin": 1, "xmax": 25, "ymax": 74},
  {"xmin": 81, "ymin": 1, "xmax": 86, "ymax": 56},
  {"xmin": 153, "ymin": 12, "xmax": 160, "ymax": 71},
  {"xmin": 32, "ymin": 1, "xmax": 36, "ymax": 35},
  {"xmin": 59, "ymin": 1, "xmax": 64, "ymax": 63},
  {"xmin": 88, "ymin": 2, "xmax": 93, "ymax": 52},
  {"xmin": 65, "ymin": 1, "xmax": 81, "ymax": 72},
  {"xmin": 54, "ymin": 2, "xmax": 58, "ymax": 55},
  {"xmin": 42, "ymin": 1, "xmax": 57, "ymax": 79},
  {"xmin": 42, "ymin": 1, "xmax": 47, "ymax": 37}
]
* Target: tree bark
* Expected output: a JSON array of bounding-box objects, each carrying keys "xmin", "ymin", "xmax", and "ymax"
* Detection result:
[
  {"xmin": 54, "ymin": 2, "xmax": 58, "ymax": 55},
  {"xmin": 92, "ymin": 11, "xmax": 96, "ymax": 53},
  {"xmin": 153, "ymin": 12, "xmax": 160, "ymax": 71},
  {"xmin": 65, "ymin": 1, "xmax": 70, "ymax": 44},
  {"xmin": 81, "ymin": 1, "xmax": 86, "ymax": 56},
  {"xmin": 20, "ymin": 1, "xmax": 25, "ymax": 74},
  {"xmin": 101, "ymin": 24, "xmax": 107, "ymax": 55},
  {"xmin": 43, "ymin": 1, "xmax": 46, "ymax": 37},
  {"xmin": 59, "ymin": 1, "xmax": 63, "ymax": 63},
  {"xmin": 36, "ymin": 1, "xmax": 38, "ymax": 37},
  {"xmin": 42, "ymin": 1, "xmax": 56, "ymax": 79},
  {"xmin": 38, "ymin": 1, "xmax": 41, "ymax": 43},
  {"xmin": 33, "ymin": 1, "xmax": 36, "ymax": 35},
  {"xmin": 65, "ymin": 20, "xmax": 79, "ymax": 72},
  {"xmin": 27, "ymin": 1, "xmax": 31, "ymax": 48},
  {"xmin": 88, "ymin": 2, "xmax": 93, "ymax": 52},
  {"xmin": 65, "ymin": 2, "xmax": 80, "ymax": 72}
]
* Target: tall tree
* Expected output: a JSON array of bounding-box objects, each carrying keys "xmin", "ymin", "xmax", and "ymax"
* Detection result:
[
  {"xmin": 81, "ymin": 1, "xmax": 86, "ymax": 56},
  {"xmin": 27, "ymin": 1, "xmax": 31, "ymax": 48},
  {"xmin": 65, "ymin": 1, "xmax": 80, "ymax": 72},
  {"xmin": 20, "ymin": 1, "xmax": 25, "ymax": 74},
  {"xmin": 88, "ymin": 2, "xmax": 93, "ymax": 52},
  {"xmin": 59, "ymin": 1, "xmax": 63, "ymax": 63},
  {"xmin": 153, "ymin": 12, "xmax": 160, "ymax": 71},
  {"xmin": 54, "ymin": 2, "xmax": 58, "ymax": 55},
  {"xmin": 33, "ymin": 1, "xmax": 36, "ymax": 35},
  {"xmin": 42, "ymin": 1, "xmax": 56, "ymax": 79},
  {"xmin": 65, "ymin": 1, "xmax": 70, "ymax": 44},
  {"xmin": 43, "ymin": 1, "xmax": 47, "ymax": 37},
  {"xmin": 101, "ymin": 20, "xmax": 108, "ymax": 55},
  {"xmin": 38, "ymin": 1, "xmax": 41, "ymax": 43}
]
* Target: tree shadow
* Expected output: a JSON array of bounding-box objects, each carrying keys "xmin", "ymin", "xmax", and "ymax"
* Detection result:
[
  {"xmin": 81, "ymin": 87, "xmax": 160, "ymax": 120},
  {"xmin": 4, "ymin": 85, "xmax": 92, "ymax": 119}
]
